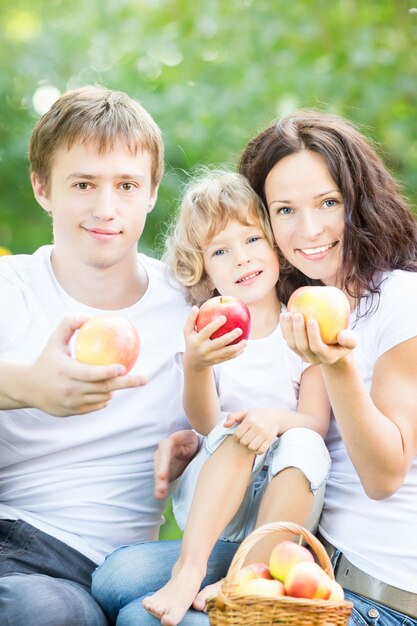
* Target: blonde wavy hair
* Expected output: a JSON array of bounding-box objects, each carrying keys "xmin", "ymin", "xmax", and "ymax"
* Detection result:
[{"xmin": 164, "ymin": 168, "xmax": 276, "ymax": 305}]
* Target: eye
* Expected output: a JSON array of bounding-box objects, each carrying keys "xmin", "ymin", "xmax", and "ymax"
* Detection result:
[
  {"xmin": 213, "ymin": 249, "xmax": 226, "ymax": 257},
  {"xmin": 248, "ymin": 235, "xmax": 261, "ymax": 244},
  {"xmin": 323, "ymin": 199, "xmax": 337, "ymax": 208},
  {"xmin": 76, "ymin": 182, "xmax": 90, "ymax": 190},
  {"xmin": 277, "ymin": 206, "xmax": 292, "ymax": 216},
  {"xmin": 121, "ymin": 182, "xmax": 134, "ymax": 191}
]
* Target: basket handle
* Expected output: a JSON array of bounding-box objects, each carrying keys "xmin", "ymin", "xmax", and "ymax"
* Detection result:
[{"xmin": 226, "ymin": 522, "xmax": 334, "ymax": 581}]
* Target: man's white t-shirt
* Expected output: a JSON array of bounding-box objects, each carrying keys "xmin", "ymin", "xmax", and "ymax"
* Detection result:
[
  {"xmin": 320, "ymin": 269, "xmax": 417, "ymax": 593},
  {"xmin": 0, "ymin": 246, "xmax": 190, "ymax": 564}
]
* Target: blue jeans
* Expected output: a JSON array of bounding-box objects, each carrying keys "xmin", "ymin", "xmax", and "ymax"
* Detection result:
[
  {"xmin": 327, "ymin": 549, "xmax": 417, "ymax": 626},
  {"xmin": 91, "ymin": 539, "xmax": 239, "ymax": 625},
  {"xmin": 0, "ymin": 519, "xmax": 108, "ymax": 626}
]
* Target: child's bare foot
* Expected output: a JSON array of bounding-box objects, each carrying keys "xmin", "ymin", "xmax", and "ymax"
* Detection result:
[
  {"xmin": 143, "ymin": 563, "xmax": 205, "ymax": 626},
  {"xmin": 192, "ymin": 578, "xmax": 224, "ymax": 611}
]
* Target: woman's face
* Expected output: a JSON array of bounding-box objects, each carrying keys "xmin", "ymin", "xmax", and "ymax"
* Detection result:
[{"xmin": 264, "ymin": 150, "xmax": 345, "ymax": 288}]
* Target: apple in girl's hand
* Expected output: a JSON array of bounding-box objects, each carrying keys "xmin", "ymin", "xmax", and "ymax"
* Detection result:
[
  {"xmin": 269, "ymin": 540, "xmax": 314, "ymax": 582},
  {"xmin": 284, "ymin": 561, "xmax": 332, "ymax": 599},
  {"xmin": 236, "ymin": 577, "xmax": 285, "ymax": 598},
  {"xmin": 195, "ymin": 296, "xmax": 251, "ymax": 346},
  {"xmin": 287, "ymin": 286, "xmax": 350, "ymax": 344},
  {"xmin": 75, "ymin": 316, "xmax": 140, "ymax": 372},
  {"xmin": 235, "ymin": 563, "xmax": 273, "ymax": 584}
]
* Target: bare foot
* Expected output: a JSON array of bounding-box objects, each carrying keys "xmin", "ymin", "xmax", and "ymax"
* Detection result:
[
  {"xmin": 143, "ymin": 563, "xmax": 205, "ymax": 626},
  {"xmin": 192, "ymin": 578, "xmax": 225, "ymax": 611}
]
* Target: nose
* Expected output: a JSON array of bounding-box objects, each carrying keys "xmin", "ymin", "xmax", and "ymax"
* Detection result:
[
  {"xmin": 235, "ymin": 247, "xmax": 252, "ymax": 266},
  {"xmin": 92, "ymin": 186, "xmax": 116, "ymax": 220},
  {"xmin": 299, "ymin": 209, "xmax": 324, "ymax": 239}
]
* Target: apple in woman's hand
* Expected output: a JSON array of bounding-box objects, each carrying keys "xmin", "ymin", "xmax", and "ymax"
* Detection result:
[
  {"xmin": 75, "ymin": 316, "xmax": 140, "ymax": 372},
  {"xmin": 287, "ymin": 286, "xmax": 350, "ymax": 344},
  {"xmin": 195, "ymin": 296, "xmax": 251, "ymax": 346}
]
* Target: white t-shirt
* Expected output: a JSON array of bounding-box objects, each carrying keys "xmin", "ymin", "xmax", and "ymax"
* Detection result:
[
  {"xmin": 0, "ymin": 246, "xmax": 190, "ymax": 564},
  {"xmin": 213, "ymin": 318, "xmax": 307, "ymax": 413},
  {"xmin": 320, "ymin": 269, "xmax": 417, "ymax": 593}
]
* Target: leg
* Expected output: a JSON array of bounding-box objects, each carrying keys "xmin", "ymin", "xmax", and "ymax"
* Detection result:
[
  {"xmin": 92, "ymin": 538, "xmax": 239, "ymax": 624},
  {"xmin": 0, "ymin": 519, "xmax": 108, "ymax": 626},
  {"xmin": 143, "ymin": 437, "xmax": 255, "ymax": 625},
  {"xmin": 117, "ymin": 598, "xmax": 210, "ymax": 626},
  {"xmin": 0, "ymin": 573, "xmax": 108, "ymax": 626}
]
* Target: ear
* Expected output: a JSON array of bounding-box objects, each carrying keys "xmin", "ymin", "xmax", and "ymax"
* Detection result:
[
  {"xmin": 31, "ymin": 172, "xmax": 52, "ymax": 215},
  {"xmin": 147, "ymin": 186, "xmax": 159, "ymax": 214}
]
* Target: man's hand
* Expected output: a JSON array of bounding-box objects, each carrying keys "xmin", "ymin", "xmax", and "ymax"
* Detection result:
[
  {"xmin": 24, "ymin": 316, "xmax": 146, "ymax": 416},
  {"xmin": 154, "ymin": 430, "xmax": 200, "ymax": 499}
]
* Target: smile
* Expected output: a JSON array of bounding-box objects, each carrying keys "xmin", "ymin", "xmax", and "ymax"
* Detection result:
[
  {"xmin": 236, "ymin": 271, "xmax": 261, "ymax": 283},
  {"xmin": 298, "ymin": 242, "xmax": 337, "ymax": 256}
]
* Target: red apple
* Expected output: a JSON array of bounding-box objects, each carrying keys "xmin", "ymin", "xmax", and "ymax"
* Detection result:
[
  {"xmin": 195, "ymin": 296, "xmax": 251, "ymax": 346},
  {"xmin": 287, "ymin": 286, "xmax": 350, "ymax": 344},
  {"xmin": 236, "ymin": 577, "xmax": 285, "ymax": 598},
  {"xmin": 269, "ymin": 540, "xmax": 314, "ymax": 582},
  {"xmin": 75, "ymin": 316, "xmax": 140, "ymax": 372},
  {"xmin": 235, "ymin": 563, "xmax": 273, "ymax": 585},
  {"xmin": 284, "ymin": 561, "xmax": 332, "ymax": 600}
]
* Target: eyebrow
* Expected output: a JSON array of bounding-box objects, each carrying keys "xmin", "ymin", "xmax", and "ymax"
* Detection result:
[
  {"xmin": 269, "ymin": 189, "xmax": 341, "ymax": 205},
  {"xmin": 66, "ymin": 173, "xmax": 147, "ymax": 181}
]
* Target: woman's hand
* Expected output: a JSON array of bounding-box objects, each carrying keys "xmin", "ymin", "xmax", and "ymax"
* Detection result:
[
  {"xmin": 183, "ymin": 307, "xmax": 247, "ymax": 370},
  {"xmin": 224, "ymin": 408, "xmax": 280, "ymax": 454},
  {"xmin": 280, "ymin": 311, "xmax": 358, "ymax": 365}
]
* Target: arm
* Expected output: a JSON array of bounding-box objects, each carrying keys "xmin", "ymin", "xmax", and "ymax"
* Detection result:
[
  {"xmin": 224, "ymin": 365, "xmax": 330, "ymax": 453},
  {"xmin": 182, "ymin": 307, "xmax": 247, "ymax": 435},
  {"xmin": 281, "ymin": 311, "xmax": 417, "ymax": 498},
  {"xmin": 0, "ymin": 317, "xmax": 146, "ymax": 416}
]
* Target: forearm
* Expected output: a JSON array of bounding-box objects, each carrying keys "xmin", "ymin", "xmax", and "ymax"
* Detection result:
[
  {"xmin": 183, "ymin": 363, "xmax": 220, "ymax": 435},
  {"xmin": 277, "ymin": 409, "xmax": 328, "ymax": 438},
  {"xmin": 0, "ymin": 360, "xmax": 32, "ymax": 409},
  {"xmin": 321, "ymin": 356, "xmax": 405, "ymax": 498}
]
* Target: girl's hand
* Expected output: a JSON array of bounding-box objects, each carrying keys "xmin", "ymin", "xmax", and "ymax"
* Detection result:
[
  {"xmin": 183, "ymin": 306, "xmax": 247, "ymax": 370},
  {"xmin": 280, "ymin": 312, "xmax": 358, "ymax": 365},
  {"xmin": 224, "ymin": 408, "xmax": 280, "ymax": 454}
]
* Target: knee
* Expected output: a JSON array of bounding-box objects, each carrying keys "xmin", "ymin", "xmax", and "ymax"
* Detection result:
[{"xmin": 0, "ymin": 573, "xmax": 107, "ymax": 626}]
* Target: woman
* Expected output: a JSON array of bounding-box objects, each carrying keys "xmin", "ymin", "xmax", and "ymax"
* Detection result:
[{"xmin": 238, "ymin": 110, "xmax": 417, "ymax": 625}]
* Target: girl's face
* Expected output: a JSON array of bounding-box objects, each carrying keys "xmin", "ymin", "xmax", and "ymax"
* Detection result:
[
  {"xmin": 264, "ymin": 150, "xmax": 345, "ymax": 288},
  {"xmin": 202, "ymin": 217, "xmax": 280, "ymax": 309}
]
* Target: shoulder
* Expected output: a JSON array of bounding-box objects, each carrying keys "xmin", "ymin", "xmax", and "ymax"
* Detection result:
[
  {"xmin": 138, "ymin": 252, "xmax": 188, "ymax": 308},
  {"xmin": 0, "ymin": 246, "xmax": 52, "ymax": 289}
]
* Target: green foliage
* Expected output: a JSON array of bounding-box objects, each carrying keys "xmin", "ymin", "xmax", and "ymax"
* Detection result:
[{"xmin": 1, "ymin": 0, "xmax": 416, "ymax": 256}]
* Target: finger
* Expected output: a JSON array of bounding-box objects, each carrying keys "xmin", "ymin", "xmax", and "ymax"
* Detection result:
[
  {"xmin": 54, "ymin": 316, "xmax": 89, "ymax": 348},
  {"xmin": 105, "ymin": 374, "xmax": 147, "ymax": 392},
  {"xmin": 153, "ymin": 439, "xmax": 172, "ymax": 498},
  {"xmin": 209, "ymin": 328, "xmax": 244, "ymax": 349},
  {"xmin": 280, "ymin": 312, "xmax": 297, "ymax": 349},
  {"xmin": 337, "ymin": 329, "xmax": 358, "ymax": 350},
  {"xmin": 183, "ymin": 307, "xmax": 200, "ymax": 336},
  {"xmin": 223, "ymin": 411, "xmax": 245, "ymax": 428},
  {"xmin": 196, "ymin": 315, "xmax": 228, "ymax": 340},
  {"xmin": 292, "ymin": 313, "xmax": 311, "ymax": 352}
]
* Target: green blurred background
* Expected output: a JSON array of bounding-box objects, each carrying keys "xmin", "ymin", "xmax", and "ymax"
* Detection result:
[{"xmin": 1, "ymin": 0, "xmax": 416, "ymax": 537}]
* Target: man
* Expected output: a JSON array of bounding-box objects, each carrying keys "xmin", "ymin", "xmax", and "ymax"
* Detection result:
[{"xmin": 0, "ymin": 85, "xmax": 191, "ymax": 625}]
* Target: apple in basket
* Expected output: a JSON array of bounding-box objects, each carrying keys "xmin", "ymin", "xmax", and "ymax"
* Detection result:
[
  {"xmin": 75, "ymin": 315, "xmax": 140, "ymax": 372},
  {"xmin": 287, "ymin": 285, "xmax": 350, "ymax": 344},
  {"xmin": 284, "ymin": 561, "xmax": 333, "ymax": 600},
  {"xmin": 269, "ymin": 540, "xmax": 314, "ymax": 582},
  {"xmin": 235, "ymin": 562, "xmax": 273, "ymax": 584},
  {"xmin": 195, "ymin": 296, "xmax": 251, "ymax": 346},
  {"xmin": 236, "ymin": 577, "xmax": 285, "ymax": 599}
]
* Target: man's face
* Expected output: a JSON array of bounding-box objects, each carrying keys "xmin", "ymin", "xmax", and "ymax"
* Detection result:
[{"xmin": 32, "ymin": 139, "xmax": 157, "ymax": 272}]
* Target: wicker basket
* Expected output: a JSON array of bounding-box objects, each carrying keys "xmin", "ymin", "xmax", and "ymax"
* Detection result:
[{"xmin": 206, "ymin": 522, "xmax": 352, "ymax": 626}]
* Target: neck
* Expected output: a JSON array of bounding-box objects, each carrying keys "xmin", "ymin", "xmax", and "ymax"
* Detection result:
[
  {"xmin": 50, "ymin": 249, "xmax": 148, "ymax": 310},
  {"xmin": 248, "ymin": 294, "xmax": 282, "ymax": 340}
]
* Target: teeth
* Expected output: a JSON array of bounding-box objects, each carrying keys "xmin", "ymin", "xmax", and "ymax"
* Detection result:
[
  {"xmin": 238, "ymin": 271, "xmax": 260, "ymax": 283},
  {"xmin": 301, "ymin": 244, "xmax": 333, "ymax": 256}
]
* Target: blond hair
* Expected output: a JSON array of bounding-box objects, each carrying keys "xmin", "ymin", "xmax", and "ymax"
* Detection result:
[
  {"xmin": 164, "ymin": 169, "xmax": 276, "ymax": 305},
  {"xmin": 29, "ymin": 85, "xmax": 164, "ymax": 192}
]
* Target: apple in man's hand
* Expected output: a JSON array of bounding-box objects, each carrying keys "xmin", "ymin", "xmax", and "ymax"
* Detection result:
[
  {"xmin": 195, "ymin": 296, "xmax": 251, "ymax": 346},
  {"xmin": 287, "ymin": 285, "xmax": 350, "ymax": 344},
  {"xmin": 75, "ymin": 316, "xmax": 140, "ymax": 372}
]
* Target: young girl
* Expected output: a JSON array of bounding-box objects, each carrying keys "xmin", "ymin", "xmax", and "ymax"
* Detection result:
[{"xmin": 142, "ymin": 170, "xmax": 330, "ymax": 625}]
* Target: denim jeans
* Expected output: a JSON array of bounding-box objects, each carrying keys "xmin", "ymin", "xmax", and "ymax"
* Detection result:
[
  {"xmin": 327, "ymin": 548, "xmax": 417, "ymax": 626},
  {"xmin": 91, "ymin": 539, "xmax": 239, "ymax": 626},
  {"xmin": 0, "ymin": 519, "xmax": 108, "ymax": 626}
]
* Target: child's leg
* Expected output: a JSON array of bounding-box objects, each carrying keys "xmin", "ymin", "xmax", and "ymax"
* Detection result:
[{"xmin": 143, "ymin": 436, "xmax": 256, "ymax": 626}]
